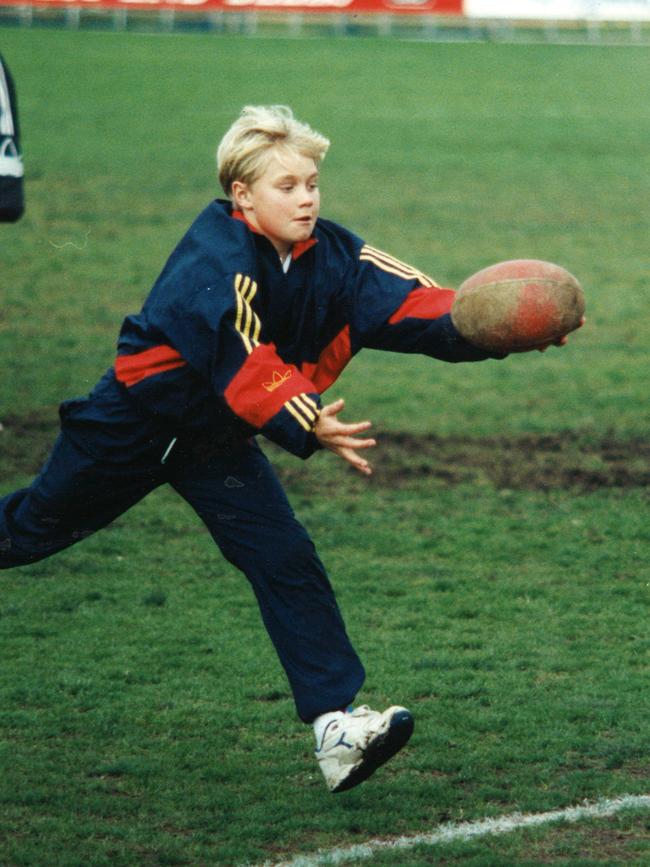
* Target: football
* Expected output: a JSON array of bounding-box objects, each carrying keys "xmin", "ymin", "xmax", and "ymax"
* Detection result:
[{"xmin": 451, "ymin": 259, "xmax": 585, "ymax": 353}]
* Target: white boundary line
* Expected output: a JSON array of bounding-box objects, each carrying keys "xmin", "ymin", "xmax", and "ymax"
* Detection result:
[{"xmin": 250, "ymin": 794, "xmax": 650, "ymax": 867}]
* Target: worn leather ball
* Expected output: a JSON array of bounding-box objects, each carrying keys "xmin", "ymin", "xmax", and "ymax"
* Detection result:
[{"xmin": 451, "ymin": 259, "xmax": 585, "ymax": 353}]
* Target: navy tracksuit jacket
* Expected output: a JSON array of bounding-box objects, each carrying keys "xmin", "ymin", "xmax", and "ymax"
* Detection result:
[{"xmin": 0, "ymin": 200, "xmax": 496, "ymax": 721}]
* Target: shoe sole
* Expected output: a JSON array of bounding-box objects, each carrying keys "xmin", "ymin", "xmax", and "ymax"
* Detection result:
[{"xmin": 331, "ymin": 709, "xmax": 415, "ymax": 793}]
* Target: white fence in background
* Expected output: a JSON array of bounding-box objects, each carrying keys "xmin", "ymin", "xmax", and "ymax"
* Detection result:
[{"xmin": 1, "ymin": 0, "xmax": 649, "ymax": 40}]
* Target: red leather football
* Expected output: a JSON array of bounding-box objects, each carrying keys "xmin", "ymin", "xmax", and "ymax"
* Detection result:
[{"xmin": 451, "ymin": 259, "xmax": 585, "ymax": 353}]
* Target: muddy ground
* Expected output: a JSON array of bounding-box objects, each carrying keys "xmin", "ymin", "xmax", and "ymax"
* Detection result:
[
  {"xmin": 374, "ymin": 430, "xmax": 650, "ymax": 492},
  {"xmin": 2, "ymin": 408, "xmax": 650, "ymax": 493}
]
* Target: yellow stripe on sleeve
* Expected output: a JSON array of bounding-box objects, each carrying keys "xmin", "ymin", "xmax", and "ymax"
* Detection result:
[
  {"xmin": 285, "ymin": 399, "xmax": 312, "ymax": 431},
  {"xmin": 360, "ymin": 245, "xmax": 438, "ymax": 287},
  {"xmin": 234, "ymin": 274, "xmax": 261, "ymax": 354},
  {"xmin": 293, "ymin": 393, "xmax": 319, "ymax": 422}
]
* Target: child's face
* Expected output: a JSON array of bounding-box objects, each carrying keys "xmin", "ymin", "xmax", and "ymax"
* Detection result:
[{"xmin": 233, "ymin": 148, "xmax": 320, "ymax": 259}]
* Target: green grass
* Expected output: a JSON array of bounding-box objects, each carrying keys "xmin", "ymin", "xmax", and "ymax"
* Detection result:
[{"xmin": 1, "ymin": 28, "xmax": 649, "ymax": 866}]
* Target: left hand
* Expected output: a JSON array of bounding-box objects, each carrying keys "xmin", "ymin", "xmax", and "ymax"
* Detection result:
[{"xmin": 515, "ymin": 315, "xmax": 586, "ymax": 353}]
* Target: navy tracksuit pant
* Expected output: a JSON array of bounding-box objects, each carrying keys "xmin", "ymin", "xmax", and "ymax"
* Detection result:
[{"xmin": 0, "ymin": 431, "xmax": 365, "ymax": 722}]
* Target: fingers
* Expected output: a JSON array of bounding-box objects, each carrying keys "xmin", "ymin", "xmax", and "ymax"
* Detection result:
[
  {"xmin": 538, "ymin": 334, "xmax": 567, "ymax": 352},
  {"xmin": 340, "ymin": 452, "xmax": 372, "ymax": 476},
  {"xmin": 338, "ymin": 446, "xmax": 373, "ymax": 476},
  {"xmin": 537, "ymin": 318, "xmax": 585, "ymax": 352},
  {"xmin": 315, "ymin": 397, "xmax": 376, "ymax": 475},
  {"xmin": 320, "ymin": 399, "xmax": 371, "ymax": 432},
  {"xmin": 332, "ymin": 434, "xmax": 376, "ymax": 451},
  {"xmin": 316, "ymin": 399, "xmax": 372, "ymax": 438},
  {"xmin": 321, "ymin": 397, "xmax": 345, "ymax": 417},
  {"xmin": 336, "ymin": 420, "xmax": 373, "ymax": 436}
]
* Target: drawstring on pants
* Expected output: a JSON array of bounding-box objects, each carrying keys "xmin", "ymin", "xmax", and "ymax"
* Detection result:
[{"xmin": 160, "ymin": 437, "xmax": 177, "ymax": 465}]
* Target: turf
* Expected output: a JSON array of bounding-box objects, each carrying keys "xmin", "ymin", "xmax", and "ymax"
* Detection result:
[{"xmin": 1, "ymin": 28, "xmax": 649, "ymax": 866}]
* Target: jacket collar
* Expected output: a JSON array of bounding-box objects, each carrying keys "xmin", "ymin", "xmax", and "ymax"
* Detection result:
[{"xmin": 231, "ymin": 209, "xmax": 318, "ymax": 261}]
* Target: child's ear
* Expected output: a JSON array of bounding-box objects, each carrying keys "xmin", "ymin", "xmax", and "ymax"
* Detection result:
[{"xmin": 232, "ymin": 181, "xmax": 251, "ymax": 210}]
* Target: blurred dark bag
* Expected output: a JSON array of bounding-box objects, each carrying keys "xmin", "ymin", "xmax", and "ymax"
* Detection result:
[{"xmin": 0, "ymin": 52, "xmax": 24, "ymax": 223}]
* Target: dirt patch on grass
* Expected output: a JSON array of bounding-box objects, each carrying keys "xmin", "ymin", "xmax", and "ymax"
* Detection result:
[
  {"xmin": 2, "ymin": 410, "xmax": 650, "ymax": 493},
  {"xmin": 374, "ymin": 431, "xmax": 650, "ymax": 492}
]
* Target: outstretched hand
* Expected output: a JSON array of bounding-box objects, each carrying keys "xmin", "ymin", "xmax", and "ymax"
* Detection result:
[
  {"xmin": 315, "ymin": 398, "xmax": 376, "ymax": 476},
  {"xmin": 515, "ymin": 315, "xmax": 587, "ymax": 353}
]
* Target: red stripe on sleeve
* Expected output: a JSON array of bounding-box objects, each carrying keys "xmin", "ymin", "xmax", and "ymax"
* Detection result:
[
  {"xmin": 388, "ymin": 287, "xmax": 456, "ymax": 324},
  {"xmin": 225, "ymin": 343, "xmax": 318, "ymax": 429},
  {"xmin": 114, "ymin": 345, "xmax": 187, "ymax": 387},
  {"xmin": 301, "ymin": 325, "xmax": 352, "ymax": 394}
]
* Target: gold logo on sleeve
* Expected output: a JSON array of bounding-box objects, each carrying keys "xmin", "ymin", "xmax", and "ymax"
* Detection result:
[{"xmin": 263, "ymin": 369, "xmax": 293, "ymax": 392}]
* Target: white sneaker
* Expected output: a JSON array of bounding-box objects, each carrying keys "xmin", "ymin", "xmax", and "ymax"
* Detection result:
[
  {"xmin": 315, "ymin": 705, "xmax": 414, "ymax": 793},
  {"xmin": 0, "ymin": 138, "xmax": 23, "ymax": 178}
]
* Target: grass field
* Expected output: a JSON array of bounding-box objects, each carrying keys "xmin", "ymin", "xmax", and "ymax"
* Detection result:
[{"xmin": 1, "ymin": 28, "xmax": 649, "ymax": 866}]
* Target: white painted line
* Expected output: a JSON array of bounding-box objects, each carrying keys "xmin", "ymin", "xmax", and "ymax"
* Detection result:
[{"xmin": 250, "ymin": 794, "xmax": 650, "ymax": 867}]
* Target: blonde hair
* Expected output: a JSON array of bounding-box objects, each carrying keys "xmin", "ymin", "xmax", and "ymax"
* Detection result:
[{"xmin": 217, "ymin": 105, "xmax": 330, "ymax": 197}]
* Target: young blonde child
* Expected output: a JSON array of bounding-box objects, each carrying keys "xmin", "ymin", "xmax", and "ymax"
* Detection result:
[{"xmin": 0, "ymin": 106, "xmax": 572, "ymax": 792}]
